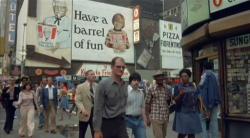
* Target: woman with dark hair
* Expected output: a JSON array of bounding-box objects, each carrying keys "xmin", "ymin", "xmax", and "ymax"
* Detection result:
[
  {"xmin": 172, "ymin": 69, "xmax": 202, "ymax": 138},
  {"xmin": 1, "ymin": 78, "xmax": 20, "ymax": 134},
  {"xmin": 14, "ymin": 82, "xmax": 38, "ymax": 138}
]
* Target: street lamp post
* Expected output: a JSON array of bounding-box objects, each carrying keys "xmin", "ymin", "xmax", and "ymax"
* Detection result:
[{"xmin": 21, "ymin": 23, "xmax": 27, "ymax": 77}]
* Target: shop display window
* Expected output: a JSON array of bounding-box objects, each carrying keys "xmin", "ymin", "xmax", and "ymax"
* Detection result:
[{"xmin": 225, "ymin": 33, "xmax": 250, "ymax": 114}]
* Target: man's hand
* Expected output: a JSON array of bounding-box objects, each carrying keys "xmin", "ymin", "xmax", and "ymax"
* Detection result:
[
  {"xmin": 80, "ymin": 109, "xmax": 90, "ymax": 117},
  {"xmin": 94, "ymin": 131, "xmax": 103, "ymax": 138},
  {"xmin": 179, "ymin": 89, "xmax": 185, "ymax": 96},
  {"xmin": 146, "ymin": 117, "xmax": 151, "ymax": 127}
]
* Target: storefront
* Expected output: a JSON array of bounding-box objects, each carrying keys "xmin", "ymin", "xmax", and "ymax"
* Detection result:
[{"xmin": 181, "ymin": 1, "xmax": 250, "ymax": 138}]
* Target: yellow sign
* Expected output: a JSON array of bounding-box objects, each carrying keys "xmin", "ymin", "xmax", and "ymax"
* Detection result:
[{"xmin": 0, "ymin": 37, "xmax": 5, "ymax": 56}]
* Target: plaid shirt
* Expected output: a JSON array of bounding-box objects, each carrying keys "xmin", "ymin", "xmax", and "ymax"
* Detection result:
[{"xmin": 145, "ymin": 85, "xmax": 171, "ymax": 121}]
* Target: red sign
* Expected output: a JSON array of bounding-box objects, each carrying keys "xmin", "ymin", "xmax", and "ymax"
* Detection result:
[{"xmin": 213, "ymin": 0, "xmax": 222, "ymax": 7}]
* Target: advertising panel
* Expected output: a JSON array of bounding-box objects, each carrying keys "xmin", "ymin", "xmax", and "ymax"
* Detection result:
[
  {"xmin": 76, "ymin": 63, "xmax": 130, "ymax": 79},
  {"xmin": 181, "ymin": 0, "xmax": 210, "ymax": 32},
  {"xmin": 72, "ymin": 0, "xmax": 134, "ymax": 63},
  {"xmin": 135, "ymin": 18, "xmax": 160, "ymax": 70},
  {"xmin": 210, "ymin": 0, "xmax": 248, "ymax": 13},
  {"xmin": 25, "ymin": 0, "xmax": 72, "ymax": 68},
  {"xmin": 160, "ymin": 20, "xmax": 183, "ymax": 69}
]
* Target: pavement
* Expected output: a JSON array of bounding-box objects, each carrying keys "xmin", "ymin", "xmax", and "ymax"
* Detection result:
[{"xmin": 0, "ymin": 105, "xmax": 202, "ymax": 138}]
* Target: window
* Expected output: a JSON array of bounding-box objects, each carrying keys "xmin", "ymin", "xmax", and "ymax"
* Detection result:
[{"xmin": 226, "ymin": 33, "xmax": 250, "ymax": 114}]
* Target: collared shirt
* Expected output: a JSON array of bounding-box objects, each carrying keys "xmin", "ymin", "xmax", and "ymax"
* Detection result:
[
  {"xmin": 126, "ymin": 85, "xmax": 145, "ymax": 116},
  {"xmin": 145, "ymin": 85, "xmax": 171, "ymax": 121},
  {"xmin": 46, "ymin": 85, "xmax": 54, "ymax": 100},
  {"xmin": 93, "ymin": 78, "xmax": 128, "ymax": 131}
]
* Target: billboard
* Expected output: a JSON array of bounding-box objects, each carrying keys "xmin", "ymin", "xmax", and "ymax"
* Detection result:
[
  {"xmin": 210, "ymin": 0, "xmax": 248, "ymax": 13},
  {"xmin": 25, "ymin": 0, "xmax": 72, "ymax": 68},
  {"xmin": 181, "ymin": 0, "xmax": 210, "ymax": 32},
  {"xmin": 135, "ymin": 18, "xmax": 160, "ymax": 70},
  {"xmin": 160, "ymin": 20, "xmax": 183, "ymax": 69},
  {"xmin": 72, "ymin": 0, "xmax": 134, "ymax": 63}
]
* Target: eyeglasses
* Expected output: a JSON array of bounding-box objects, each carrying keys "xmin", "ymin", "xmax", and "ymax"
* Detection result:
[{"xmin": 115, "ymin": 65, "xmax": 126, "ymax": 69}]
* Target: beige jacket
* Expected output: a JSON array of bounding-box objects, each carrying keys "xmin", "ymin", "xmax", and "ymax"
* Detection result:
[{"xmin": 75, "ymin": 81, "xmax": 97, "ymax": 122}]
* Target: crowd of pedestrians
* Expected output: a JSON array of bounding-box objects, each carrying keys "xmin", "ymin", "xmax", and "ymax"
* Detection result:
[{"xmin": 0, "ymin": 57, "xmax": 221, "ymax": 138}]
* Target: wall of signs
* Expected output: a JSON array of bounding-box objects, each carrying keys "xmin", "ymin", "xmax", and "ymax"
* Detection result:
[{"xmin": 226, "ymin": 33, "xmax": 250, "ymax": 114}]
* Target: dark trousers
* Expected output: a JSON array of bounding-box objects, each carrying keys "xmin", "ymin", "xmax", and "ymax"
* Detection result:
[
  {"xmin": 79, "ymin": 109, "xmax": 94, "ymax": 138},
  {"xmin": 101, "ymin": 116, "xmax": 128, "ymax": 138},
  {"xmin": 4, "ymin": 104, "xmax": 16, "ymax": 132},
  {"xmin": 178, "ymin": 134, "xmax": 195, "ymax": 138}
]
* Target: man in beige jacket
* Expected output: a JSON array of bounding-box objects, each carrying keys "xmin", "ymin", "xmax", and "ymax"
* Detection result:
[{"xmin": 76, "ymin": 70, "xmax": 97, "ymax": 138}]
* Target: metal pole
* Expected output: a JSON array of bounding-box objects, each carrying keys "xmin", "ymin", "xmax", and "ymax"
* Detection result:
[
  {"xmin": 21, "ymin": 23, "xmax": 27, "ymax": 77},
  {"xmin": 162, "ymin": 0, "xmax": 165, "ymax": 20}
]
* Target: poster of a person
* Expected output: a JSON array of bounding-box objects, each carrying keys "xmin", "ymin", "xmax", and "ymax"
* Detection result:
[
  {"xmin": 105, "ymin": 13, "xmax": 130, "ymax": 53},
  {"xmin": 38, "ymin": 0, "xmax": 71, "ymax": 52}
]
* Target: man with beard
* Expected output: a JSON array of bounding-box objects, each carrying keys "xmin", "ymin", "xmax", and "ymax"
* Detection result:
[{"xmin": 145, "ymin": 71, "xmax": 171, "ymax": 138}]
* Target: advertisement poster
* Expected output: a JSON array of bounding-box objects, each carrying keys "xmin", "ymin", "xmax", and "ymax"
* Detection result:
[
  {"xmin": 160, "ymin": 20, "xmax": 183, "ymax": 69},
  {"xmin": 76, "ymin": 63, "xmax": 130, "ymax": 79},
  {"xmin": 72, "ymin": 0, "xmax": 134, "ymax": 63},
  {"xmin": 135, "ymin": 18, "xmax": 160, "ymax": 70},
  {"xmin": 25, "ymin": 0, "xmax": 72, "ymax": 68}
]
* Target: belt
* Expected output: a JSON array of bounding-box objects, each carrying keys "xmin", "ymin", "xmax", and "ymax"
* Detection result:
[
  {"xmin": 103, "ymin": 113, "xmax": 125, "ymax": 120},
  {"xmin": 125, "ymin": 115, "xmax": 141, "ymax": 119}
]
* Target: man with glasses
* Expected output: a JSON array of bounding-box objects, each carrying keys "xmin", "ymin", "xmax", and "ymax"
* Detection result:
[{"xmin": 93, "ymin": 57, "xmax": 129, "ymax": 138}]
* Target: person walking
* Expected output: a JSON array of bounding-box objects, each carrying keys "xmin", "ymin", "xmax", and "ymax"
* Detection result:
[
  {"xmin": 59, "ymin": 82, "xmax": 69, "ymax": 121},
  {"xmin": 69, "ymin": 84, "xmax": 78, "ymax": 116},
  {"xmin": 125, "ymin": 72, "xmax": 147, "ymax": 138},
  {"xmin": 93, "ymin": 57, "xmax": 129, "ymax": 138},
  {"xmin": 145, "ymin": 71, "xmax": 171, "ymax": 138},
  {"xmin": 1, "ymin": 78, "xmax": 20, "ymax": 134},
  {"xmin": 14, "ymin": 83, "xmax": 38, "ymax": 138},
  {"xmin": 198, "ymin": 61, "xmax": 221, "ymax": 138},
  {"xmin": 36, "ymin": 78, "xmax": 47, "ymax": 129},
  {"xmin": 172, "ymin": 69, "xmax": 202, "ymax": 138},
  {"xmin": 40, "ymin": 77, "xmax": 58, "ymax": 134},
  {"xmin": 75, "ymin": 70, "xmax": 97, "ymax": 138}
]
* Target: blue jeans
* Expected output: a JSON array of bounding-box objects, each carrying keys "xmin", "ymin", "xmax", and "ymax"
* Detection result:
[
  {"xmin": 125, "ymin": 116, "xmax": 146, "ymax": 138},
  {"xmin": 39, "ymin": 112, "xmax": 45, "ymax": 127},
  {"xmin": 200, "ymin": 105, "xmax": 219, "ymax": 138}
]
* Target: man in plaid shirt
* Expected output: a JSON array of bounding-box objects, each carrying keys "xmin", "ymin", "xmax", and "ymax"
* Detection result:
[{"xmin": 145, "ymin": 71, "xmax": 171, "ymax": 138}]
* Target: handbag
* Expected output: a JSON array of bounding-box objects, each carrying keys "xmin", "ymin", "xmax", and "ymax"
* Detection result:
[{"xmin": 32, "ymin": 92, "xmax": 37, "ymax": 110}]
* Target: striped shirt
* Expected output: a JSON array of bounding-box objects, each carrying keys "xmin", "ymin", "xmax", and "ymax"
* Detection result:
[
  {"xmin": 126, "ymin": 85, "xmax": 145, "ymax": 116},
  {"xmin": 145, "ymin": 85, "xmax": 171, "ymax": 121}
]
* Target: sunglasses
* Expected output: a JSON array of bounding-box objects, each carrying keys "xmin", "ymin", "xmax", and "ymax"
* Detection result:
[{"xmin": 115, "ymin": 65, "xmax": 126, "ymax": 69}]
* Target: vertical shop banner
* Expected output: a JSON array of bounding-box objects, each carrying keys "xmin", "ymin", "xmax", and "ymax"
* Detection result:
[
  {"xmin": 160, "ymin": 20, "xmax": 183, "ymax": 69},
  {"xmin": 0, "ymin": 0, "xmax": 7, "ymax": 56},
  {"xmin": 135, "ymin": 18, "xmax": 160, "ymax": 70},
  {"xmin": 25, "ymin": 0, "xmax": 72, "ymax": 68},
  {"xmin": 8, "ymin": 0, "xmax": 17, "ymax": 47},
  {"xmin": 72, "ymin": 0, "xmax": 134, "ymax": 63}
]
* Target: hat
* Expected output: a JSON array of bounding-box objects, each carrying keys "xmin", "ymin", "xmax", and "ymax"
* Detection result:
[{"xmin": 153, "ymin": 70, "xmax": 165, "ymax": 79}]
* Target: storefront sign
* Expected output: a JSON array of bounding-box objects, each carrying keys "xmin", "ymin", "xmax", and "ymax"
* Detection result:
[
  {"xmin": 72, "ymin": 0, "xmax": 134, "ymax": 63},
  {"xmin": 76, "ymin": 63, "xmax": 130, "ymax": 78},
  {"xmin": 227, "ymin": 33, "xmax": 250, "ymax": 50},
  {"xmin": 8, "ymin": 0, "xmax": 17, "ymax": 46},
  {"xmin": 210, "ymin": 0, "xmax": 248, "ymax": 13},
  {"xmin": 181, "ymin": 0, "xmax": 209, "ymax": 31},
  {"xmin": 133, "ymin": 5, "xmax": 140, "ymax": 44},
  {"xmin": 160, "ymin": 20, "xmax": 183, "ymax": 69},
  {"xmin": 34, "ymin": 68, "xmax": 68, "ymax": 76}
]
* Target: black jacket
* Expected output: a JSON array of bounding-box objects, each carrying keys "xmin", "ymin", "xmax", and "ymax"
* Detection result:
[{"xmin": 1, "ymin": 86, "xmax": 20, "ymax": 108}]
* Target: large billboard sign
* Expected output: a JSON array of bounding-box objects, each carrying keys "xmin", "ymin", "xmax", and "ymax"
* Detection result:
[
  {"xmin": 24, "ymin": 0, "xmax": 134, "ymax": 68},
  {"xmin": 25, "ymin": 0, "xmax": 72, "ymax": 68},
  {"xmin": 160, "ymin": 20, "xmax": 183, "ymax": 69},
  {"xmin": 210, "ymin": 0, "xmax": 248, "ymax": 13},
  {"xmin": 72, "ymin": 0, "xmax": 134, "ymax": 63}
]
